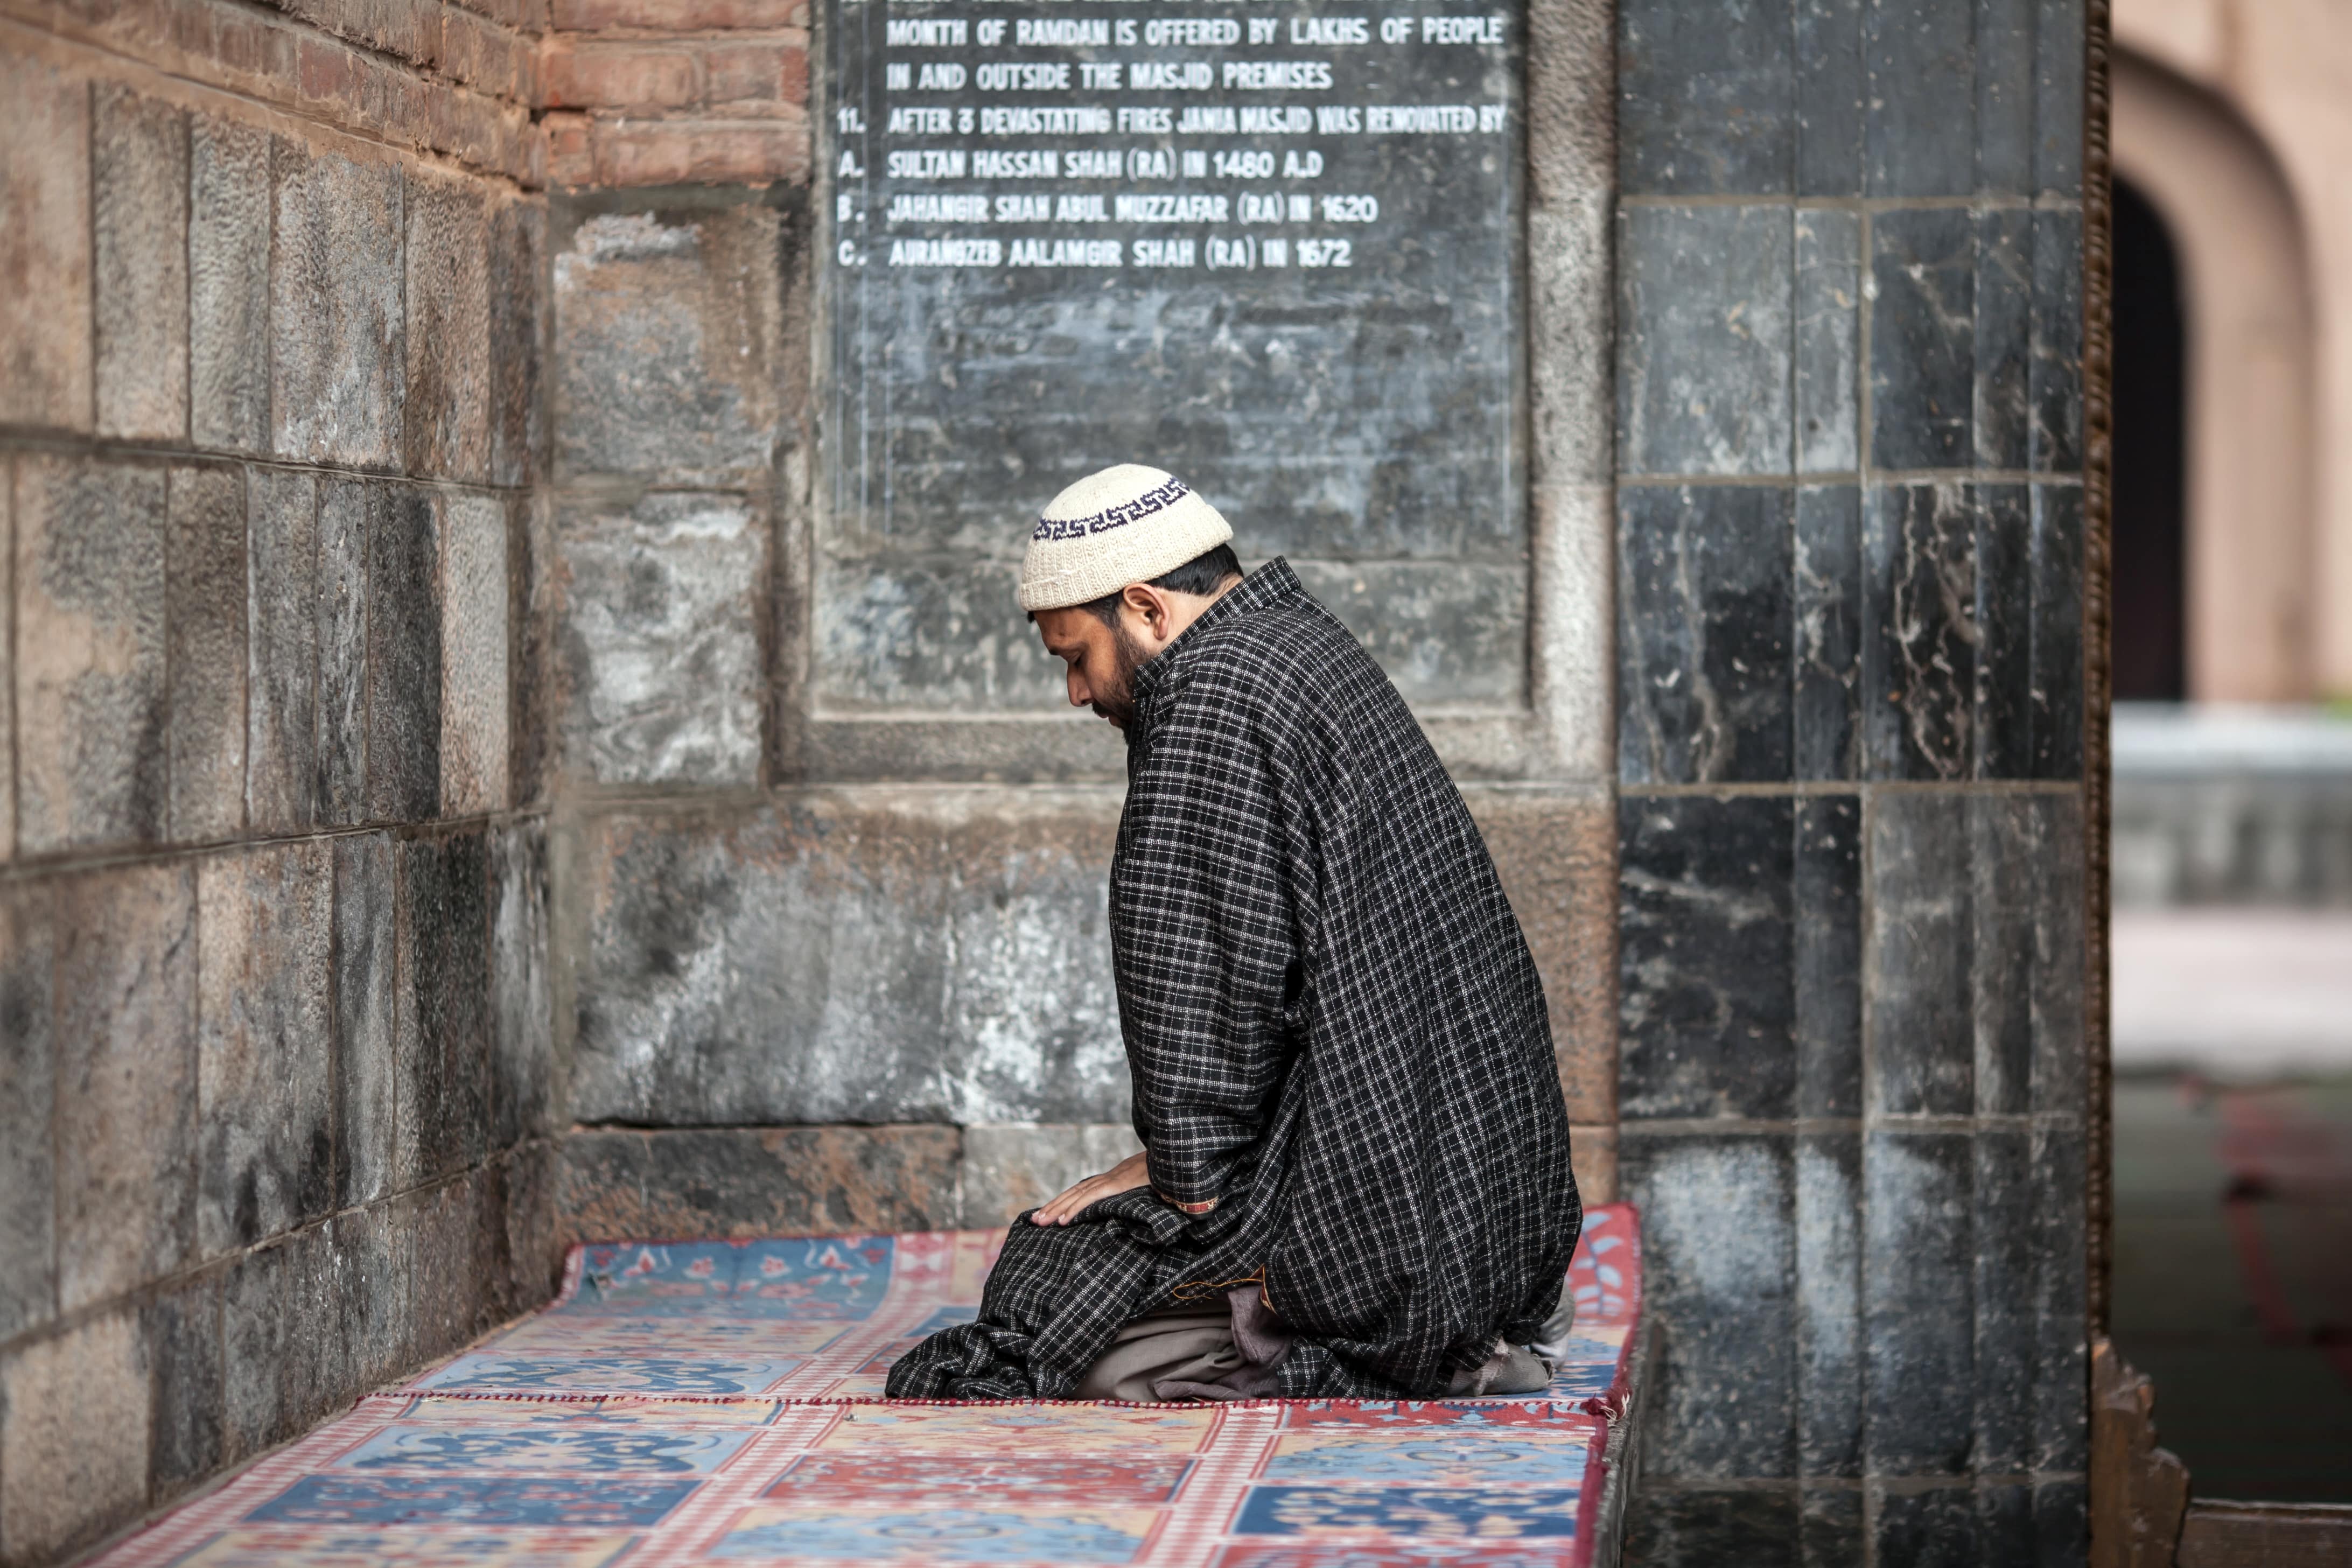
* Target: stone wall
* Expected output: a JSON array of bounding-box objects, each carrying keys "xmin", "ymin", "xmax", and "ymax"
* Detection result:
[
  {"xmin": 0, "ymin": 8, "xmax": 554, "ymax": 1563},
  {"xmin": 1612, "ymin": 1, "xmax": 2093, "ymax": 1560}
]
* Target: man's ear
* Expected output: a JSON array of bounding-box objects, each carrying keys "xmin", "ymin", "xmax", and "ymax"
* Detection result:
[{"xmin": 1123, "ymin": 582, "xmax": 1168, "ymax": 641}]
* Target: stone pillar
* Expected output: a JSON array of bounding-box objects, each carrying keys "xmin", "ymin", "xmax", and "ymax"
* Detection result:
[{"xmin": 1611, "ymin": 1, "xmax": 2092, "ymax": 1560}]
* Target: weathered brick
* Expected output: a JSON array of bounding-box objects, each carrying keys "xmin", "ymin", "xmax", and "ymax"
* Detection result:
[
  {"xmin": 168, "ymin": 464, "xmax": 249, "ymax": 842},
  {"xmin": 0, "ymin": 885, "xmax": 55, "ymax": 1342},
  {"xmin": 190, "ymin": 111, "xmax": 273, "ymax": 457},
  {"xmin": 143, "ymin": 1276, "xmax": 225, "ymax": 1503},
  {"xmin": 247, "ymin": 467, "xmax": 319, "ymax": 832},
  {"xmin": 14, "ymin": 456, "xmax": 169, "ymax": 856},
  {"xmin": 0, "ymin": 1310, "xmax": 151, "ymax": 1563},
  {"xmin": 404, "ymin": 171, "xmax": 493, "ymax": 482},
  {"xmin": 544, "ymin": 43, "xmax": 699, "ymax": 108},
  {"xmin": 961, "ymin": 1124, "xmax": 1141, "ymax": 1224},
  {"xmin": 367, "ymin": 485, "xmax": 441, "ymax": 821},
  {"xmin": 55, "ymin": 862, "xmax": 198, "ymax": 1312},
  {"xmin": 490, "ymin": 820, "xmax": 552, "ymax": 1147},
  {"xmin": 440, "ymin": 5, "xmax": 539, "ymax": 102},
  {"xmin": 556, "ymin": 490, "xmax": 764, "ymax": 784},
  {"xmin": 704, "ymin": 40, "xmax": 808, "ymax": 106},
  {"xmin": 488, "ymin": 199, "xmax": 547, "ymax": 487},
  {"xmin": 592, "ymin": 117, "xmax": 810, "ymax": 186},
  {"xmin": 197, "ymin": 843, "xmax": 334, "ymax": 1259},
  {"xmin": 545, "ymin": 111, "xmax": 594, "ymax": 185},
  {"xmin": 440, "ymin": 492, "xmax": 512, "ymax": 815},
  {"xmin": 554, "ymin": 0, "xmax": 806, "ymax": 26},
  {"xmin": 0, "ymin": 54, "xmax": 92, "ymax": 432},
  {"xmin": 94, "ymin": 86, "xmax": 190, "ymax": 443},
  {"xmin": 272, "ymin": 138, "xmax": 405, "ymax": 469}
]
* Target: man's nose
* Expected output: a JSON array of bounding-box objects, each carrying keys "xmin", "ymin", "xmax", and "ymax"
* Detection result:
[{"xmin": 1067, "ymin": 667, "xmax": 1089, "ymax": 708}]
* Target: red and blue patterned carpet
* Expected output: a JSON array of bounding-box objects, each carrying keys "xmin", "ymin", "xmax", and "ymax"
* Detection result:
[{"xmin": 91, "ymin": 1205, "xmax": 1641, "ymax": 1567}]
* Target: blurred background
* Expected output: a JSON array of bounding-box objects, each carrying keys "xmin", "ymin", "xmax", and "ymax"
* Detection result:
[{"xmin": 2106, "ymin": 0, "xmax": 2352, "ymax": 1504}]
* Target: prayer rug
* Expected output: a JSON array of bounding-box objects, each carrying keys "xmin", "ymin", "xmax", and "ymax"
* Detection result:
[{"xmin": 88, "ymin": 1205, "xmax": 1641, "ymax": 1567}]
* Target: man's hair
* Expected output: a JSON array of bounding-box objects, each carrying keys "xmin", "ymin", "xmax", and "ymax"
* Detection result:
[{"xmin": 1077, "ymin": 543, "xmax": 1243, "ymax": 625}]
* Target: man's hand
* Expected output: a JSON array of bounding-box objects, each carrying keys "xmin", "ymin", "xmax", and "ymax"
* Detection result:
[{"xmin": 1033, "ymin": 1150, "xmax": 1152, "ymax": 1226}]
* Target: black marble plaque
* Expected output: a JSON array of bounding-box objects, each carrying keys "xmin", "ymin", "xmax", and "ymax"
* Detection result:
[{"xmin": 821, "ymin": 0, "xmax": 1526, "ymax": 711}]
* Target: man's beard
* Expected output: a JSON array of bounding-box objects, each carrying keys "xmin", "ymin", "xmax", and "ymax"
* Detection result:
[{"xmin": 1090, "ymin": 623, "xmax": 1152, "ymax": 729}]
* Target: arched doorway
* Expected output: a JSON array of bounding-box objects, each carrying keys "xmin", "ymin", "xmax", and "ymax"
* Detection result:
[{"xmin": 2111, "ymin": 176, "xmax": 2187, "ymax": 702}]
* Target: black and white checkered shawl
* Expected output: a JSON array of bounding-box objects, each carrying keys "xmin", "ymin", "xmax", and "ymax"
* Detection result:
[{"xmin": 887, "ymin": 558, "xmax": 1580, "ymax": 1400}]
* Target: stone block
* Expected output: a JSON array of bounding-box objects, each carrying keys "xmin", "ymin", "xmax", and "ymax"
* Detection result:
[
  {"xmin": 1618, "ymin": 485, "xmax": 1793, "ymax": 783},
  {"xmin": 168, "ymin": 464, "xmax": 249, "ymax": 842},
  {"xmin": 1869, "ymin": 209, "xmax": 1975, "ymax": 471},
  {"xmin": 1569, "ymin": 1123, "xmax": 1617, "ymax": 1205},
  {"xmin": 1795, "ymin": 1133, "xmax": 1860, "ymax": 1478},
  {"xmin": 334, "ymin": 834, "xmax": 400, "ymax": 1208},
  {"xmin": 316, "ymin": 477, "xmax": 375, "ymax": 825},
  {"xmin": 961, "ymin": 1124, "xmax": 1143, "ymax": 1224},
  {"xmin": 406, "ymin": 1177, "xmax": 487, "ymax": 1358},
  {"xmin": 1862, "ymin": 0, "xmax": 1976, "ymax": 198},
  {"xmin": 1464, "ymin": 790, "xmax": 1617, "ymax": 1123},
  {"xmin": 1791, "ymin": 791, "xmax": 1863, "ymax": 1104},
  {"xmin": 1873, "ymin": 1486, "xmax": 1978, "ymax": 1565},
  {"xmin": 1973, "ymin": 208, "xmax": 2034, "ymax": 474},
  {"xmin": 367, "ymin": 485, "xmax": 441, "ymax": 821},
  {"xmin": 552, "ymin": 207, "xmax": 780, "ymax": 484},
  {"xmin": 1794, "ymin": 0, "xmax": 1864, "ymax": 197},
  {"xmin": 271, "ymin": 139, "xmax": 404, "ymax": 469},
  {"xmin": 1617, "ymin": 0, "xmax": 1791, "ymax": 196},
  {"xmin": 2029, "ymin": 209, "xmax": 2084, "ymax": 477},
  {"xmin": 1864, "ymin": 790, "xmax": 1972, "ymax": 1115},
  {"xmin": 499, "ymin": 1142, "xmax": 562, "ymax": 1313},
  {"xmin": 55, "ymin": 863, "xmax": 197, "ymax": 1313},
  {"xmin": 191, "ymin": 112, "xmax": 273, "ymax": 455},
  {"xmin": 811, "ymin": 557, "xmax": 1066, "ymax": 718},
  {"xmin": 1619, "ymin": 1132, "xmax": 1796, "ymax": 1479},
  {"xmin": 1971, "ymin": 1128, "xmax": 2036, "ymax": 1473},
  {"xmin": 1793, "ymin": 209, "xmax": 1858, "ymax": 473},
  {"xmin": 223, "ymin": 1235, "xmax": 293, "ymax": 1457},
  {"xmin": 1, "ymin": 478, "xmax": 10, "ymax": 861},
  {"xmin": 2033, "ymin": 0, "xmax": 2086, "ymax": 197},
  {"xmin": 2029, "ymin": 487, "xmax": 2084, "ymax": 781},
  {"xmin": 0, "ymin": 887, "xmax": 55, "ymax": 1342},
  {"xmin": 398, "ymin": 832, "xmax": 492, "ymax": 1185},
  {"xmin": 1800, "ymin": 1487, "xmax": 1864, "ymax": 1567},
  {"xmin": 1626, "ymin": 1489, "xmax": 1799, "ymax": 1567},
  {"xmin": 440, "ymin": 492, "xmax": 512, "ymax": 815},
  {"xmin": 489, "ymin": 199, "xmax": 548, "ymax": 488},
  {"xmin": 509, "ymin": 494, "xmax": 557, "ymax": 808},
  {"xmin": 198, "ymin": 843, "xmax": 335, "ymax": 1258},
  {"xmin": 1863, "ymin": 1129, "xmax": 1973, "ymax": 1474},
  {"xmin": 1793, "ymin": 486, "xmax": 1860, "ymax": 781},
  {"xmin": 247, "ymin": 466, "xmax": 319, "ymax": 832},
  {"xmin": 1861, "ymin": 483, "xmax": 1977, "ymax": 781},
  {"xmin": 13, "ymin": 456, "xmax": 169, "ymax": 855},
  {"xmin": 557, "ymin": 490, "xmax": 765, "ymax": 783},
  {"xmin": 1975, "ymin": 0, "xmax": 2036, "ymax": 195},
  {"xmin": 0, "ymin": 1309, "xmax": 150, "ymax": 1564},
  {"xmin": 0, "ymin": 53, "xmax": 92, "ymax": 432},
  {"xmin": 94, "ymin": 86, "xmax": 189, "ymax": 443},
  {"xmin": 333, "ymin": 1203, "xmax": 412, "ymax": 1391},
  {"xmin": 142, "ymin": 1277, "xmax": 223, "ymax": 1503},
  {"xmin": 558, "ymin": 1126, "xmax": 964, "ymax": 1241},
  {"xmin": 1618, "ymin": 795, "xmax": 1795, "ymax": 1121},
  {"xmin": 574, "ymin": 795, "xmax": 1128, "ymax": 1126},
  {"xmin": 490, "ymin": 820, "xmax": 552, "ymax": 1148},
  {"xmin": 1289, "ymin": 561, "xmax": 1529, "ymax": 709},
  {"xmin": 404, "ymin": 171, "xmax": 493, "ymax": 482},
  {"xmin": 1619, "ymin": 205, "xmax": 1792, "ymax": 476},
  {"xmin": 2033, "ymin": 1123, "xmax": 2089, "ymax": 1474}
]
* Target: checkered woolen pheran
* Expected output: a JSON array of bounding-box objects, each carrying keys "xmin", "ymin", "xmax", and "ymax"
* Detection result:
[{"xmin": 887, "ymin": 559, "xmax": 1581, "ymax": 1400}]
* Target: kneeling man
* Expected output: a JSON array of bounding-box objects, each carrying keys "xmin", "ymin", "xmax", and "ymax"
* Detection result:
[{"xmin": 886, "ymin": 465, "xmax": 1581, "ymax": 1402}]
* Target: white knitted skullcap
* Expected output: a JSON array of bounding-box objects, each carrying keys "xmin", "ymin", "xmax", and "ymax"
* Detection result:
[{"xmin": 1018, "ymin": 464, "xmax": 1234, "ymax": 612}]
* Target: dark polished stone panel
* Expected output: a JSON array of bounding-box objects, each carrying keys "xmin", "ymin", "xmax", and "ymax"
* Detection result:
[
  {"xmin": 1618, "ymin": 486, "xmax": 1793, "ymax": 784},
  {"xmin": 1795, "ymin": 1131, "xmax": 1860, "ymax": 1477},
  {"xmin": 1794, "ymin": 486, "xmax": 1860, "ymax": 780},
  {"xmin": 1801, "ymin": 1486, "xmax": 1864, "ymax": 1567},
  {"xmin": 1874, "ymin": 1485, "xmax": 1979, "ymax": 1567},
  {"xmin": 1619, "ymin": 0, "xmax": 1792, "ymax": 195},
  {"xmin": 1795, "ymin": 0, "xmax": 1864, "ymax": 198},
  {"xmin": 1866, "ymin": 791, "xmax": 1972, "ymax": 1115},
  {"xmin": 2033, "ymin": 1122, "xmax": 2089, "ymax": 1474},
  {"xmin": 1975, "ymin": 0, "xmax": 2036, "ymax": 194},
  {"xmin": 1629, "ymin": 1488, "xmax": 1801, "ymax": 1566},
  {"xmin": 1863, "ymin": 0, "xmax": 1975, "ymax": 198},
  {"xmin": 2035, "ymin": 1480, "xmax": 2089, "ymax": 1566},
  {"xmin": 1863, "ymin": 483, "xmax": 1976, "ymax": 782},
  {"xmin": 2029, "ymin": 484, "xmax": 2085, "ymax": 780},
  {"xmin": 1620, "ymin": 205, "xmax": 1794, "ymax": 476},
  {"xmin": 1622, "ymin": 1133, "xmax": 1797, "ymax": 1479},
  {"xmin": 1794, "ymin": 211, "xmax": 1859, "ymax": 472},
  {"xmin": 1620, "ymin": 795, "xmax": 1795, "ymax": 1121},
  {"xmin": 1973, "ymin": 1127, "xmax": 2036, "ymax": 1472},
  {"xmin": 1870, "ymin": 209, "xmax": 1975, "ymax": 471},
  {"xmin": 1794, "ymin": 797, "xmax": 1860, "ymax": 1117},
  {"xmin": 366, "ymin": 485, "xmax": 440, "ymax": 822},
  {"xmin": 2033, "ymin": 0, "xmax": 2086, "ymax": 196},
  {"xmin": 1973, "ymin": 483, "xmax": 2033, "ymax": 780},
  {"xmin": 2029, "ymin": 209, "xmax": 2084, "ymax": 474},
  {"xmin": 1973, "ymin": 207, "xmax": 2032, "ymax": 471},
  {"xmin": 1864, "ymin": 1130, "xmax": 1974, "ymax": 1475}
]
